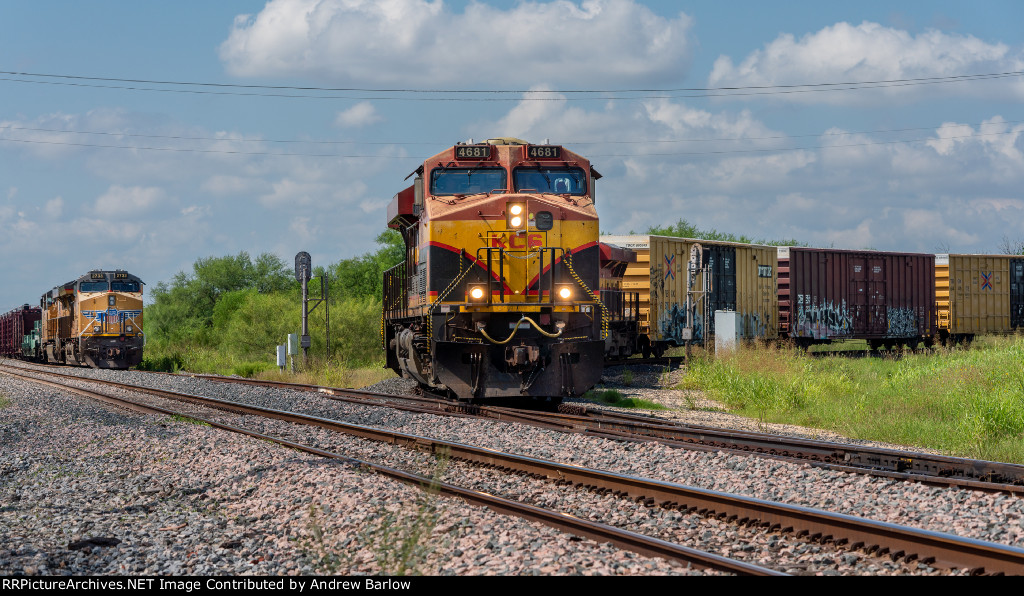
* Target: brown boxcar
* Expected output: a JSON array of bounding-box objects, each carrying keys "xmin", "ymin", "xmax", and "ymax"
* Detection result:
[
  {"xmin": 778, "ymin": 247, "xmax": 936, "ymax": 349},
  {"xmin": 936, "ymin": 253, "xmax": 1024, "ymax": 344},
  {"xmin": 0, "ymin": 305, "xmax": 41, "ymax": 359}
]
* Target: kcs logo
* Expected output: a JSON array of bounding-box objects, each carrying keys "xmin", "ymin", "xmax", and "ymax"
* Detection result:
[{"xmin": 490, "ymin": 233, "xmax": 544, "ymax": 249}]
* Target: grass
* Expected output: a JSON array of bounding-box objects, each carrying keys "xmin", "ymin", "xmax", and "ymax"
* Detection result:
[
  {"xmin": 0, "ymin": 393, "xmax": 9, "ymax": 409},
  {"xmin": 680, "ymin": 335, "xmax": 1024, "ymax": 463},
  {"xmin": 139, "ymin": 340, "xmax": 392, "ymax": 389},
  {"xmin": 585, "ymin": 389, "xmax": 669, "ymax": 410}
]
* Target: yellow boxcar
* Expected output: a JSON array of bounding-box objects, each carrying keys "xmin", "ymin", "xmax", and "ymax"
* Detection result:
[
  {"xmin": 936, "ymin": 254, "xmax": 1024, "ymax": 343},
  {"xmin": 600, "ymin": 235, "xmax": 652, "ymax": 336},
  {"xmin": 602, "ymin": 235, "xmax": 778, "ymax": 350}
]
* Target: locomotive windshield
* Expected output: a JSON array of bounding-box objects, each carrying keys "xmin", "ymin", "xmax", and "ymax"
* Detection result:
[
  {"xmin": 80, "ymin": 281, "xmax": 108, "ymax": 292},
  {"xmin": 513, "ymin": 167, "xmax": 587, "ymax": 195},
  {"xmin": 430, "ymin": 168, "xmax": 506, "ymax": 195},
  {"xmin": 111, "ymin": 281, "xmax": 140, "ymax": 292}
]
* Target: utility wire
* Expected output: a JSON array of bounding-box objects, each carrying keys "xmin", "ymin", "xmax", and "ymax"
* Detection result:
[
  {"xmin": 1, "ymin": 127, "xmax": 1019, "ymax": 159},
  {"xmin": 2, "ymin": 117, "xmax": 1020, "ymax": 149},
  {"xmin": 0, "ymin": 69, "xmax": 1021, "ymax": 101}
]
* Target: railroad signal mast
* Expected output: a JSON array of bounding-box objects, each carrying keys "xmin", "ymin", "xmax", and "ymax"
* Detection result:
[{"xmin": 295, "ymin": 251, "xmax": 329, "ymax": 367}]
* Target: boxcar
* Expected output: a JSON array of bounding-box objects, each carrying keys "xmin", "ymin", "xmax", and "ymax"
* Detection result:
[
  {"xmin": 0, "ymin": 305, "xmax": 41, "ymax": 360},
  {"xmin": 599, "ymin": 242, "xmax": 640, "ymax": 359},
  {"xmin": 601, "ymin": 235, "xmax": 653, "ymax": 338},
  {"xmin": 602, "ymin": 235, "xmax": 778, "ymax": 355},
  {"xmin": 778, "ymin": 247, "xmax": 936, "ymax": 349},
  {"xmin": 936, "ymin": 254, "xmax": 1024, "ymax": 345}
]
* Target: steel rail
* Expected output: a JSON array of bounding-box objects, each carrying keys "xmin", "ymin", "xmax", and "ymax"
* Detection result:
[
  {"xmin": 6, "ymin": 360, "xmax": 1024, "ymax": 493},
  {"xmin": 0, "ymin": 365, "xmax": 781, "ymax": 576},
  {"xmin": 174, "ymin": 368, "xmax": 1024, "ymax": 492},
  {"xmin": 5, "ymin": 365, "xmax": 1024, "ymax": 575},
  {"xmin": 522, "ymin": 407, "xmax": 1024, "ymax": 492}
]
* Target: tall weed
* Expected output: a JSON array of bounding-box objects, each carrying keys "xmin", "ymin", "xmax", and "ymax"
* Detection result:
[{"xmin": 681, "ymin": 337, "xmax": 1024, "ymax": 462}]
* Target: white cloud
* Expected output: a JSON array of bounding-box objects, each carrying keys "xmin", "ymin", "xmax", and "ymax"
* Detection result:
[
  {"xmin": 259, "ymin": 178, "xmax": 325, "ymax": 208},
  {"xmin": 289, "ymin": 216, "xmax": 319, "ymax": 239},
  {"xmin": 359, "ymin": 198, "xmax": 384, "ymax": 213},
  {"xmin": 180, "ymin": 205, "xmax": 211, "ymax": 218},
  {"xmin": 474, "ymin": 92, "xmax": 1024, "ymax": 253},
  {"xmin": 201, "ymin": 175, "xmax": 266, "ymax": 196},
  {"xmin": 44, "ymin": 197, "xmax": 64, "ymax": 219},
  {"xmin": 220, "ymin": 0, "xmax": 695, "ymax": 86},
  {"xmin": 708, "ymin": 21, "xmax": 1024, "ymax": 104},
  {"xmin": 335, "ymin": 102, "xmax": 383, "ymax": 128},
  {"xmin": 94, "ymin": 185, "xmax": 166, "ymax": 216}
]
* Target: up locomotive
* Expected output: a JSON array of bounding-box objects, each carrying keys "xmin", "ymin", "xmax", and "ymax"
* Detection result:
[
  {"xmin": 382, "ymin": 138, "xmax": 604, "ymax": 402},
  {"xmin": 39, "ymin": 270, "xmax": 145, "ymax": 369}
]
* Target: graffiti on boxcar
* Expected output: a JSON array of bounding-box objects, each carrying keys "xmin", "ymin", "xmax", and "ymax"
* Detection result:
[
  {"xmin": 650, "ymin": 262, "xmax": 667, "ymax": 299},
  {"xmin": 886, "ymin": 307, "xmax": 918, "ymax": 337},
  {"xmin": 743, "ymin": 311, "xmax": 770, "ymax": 338},
  {"xmin": 658, "ymin": 303, "xmax": 704, "ymax": 343},
  {"xmin": 794, "ymin": 295, "xmax": 852, "ymax": 339}
]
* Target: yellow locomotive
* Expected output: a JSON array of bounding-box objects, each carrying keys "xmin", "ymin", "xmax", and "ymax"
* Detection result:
[
  {"xmin": 383, "ymin": 138, "xmax": 604, "ymax": 402},
  {"xmin": 41, "ymin": 270, "xmax": 144, "ymax": 369}
]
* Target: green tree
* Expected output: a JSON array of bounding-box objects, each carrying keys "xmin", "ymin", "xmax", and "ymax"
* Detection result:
[
  {"xmin": 638, "ymin": 218, "xmax": 803, "ymax": 247},
  {"xmin": 146, "ymin": 251, "xmax": 295, "ymax": 344},
  {"xmin": 330, "ymin": 230, "xmax": 404, "ymax": 300}
]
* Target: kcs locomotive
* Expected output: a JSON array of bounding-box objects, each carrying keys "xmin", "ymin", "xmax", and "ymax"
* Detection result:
[{"xmin": 382, "ymin": 138, "xmax": 604, "ymax": 402}]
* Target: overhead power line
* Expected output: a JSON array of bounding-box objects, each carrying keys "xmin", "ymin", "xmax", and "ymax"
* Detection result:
[
  {"xmin": 2, "ymin": 117, "xmax": 1020, "ymax": 148},
  {"xmin": 0, "ymin": 69, "xmax": 1021, "ymax": 101},
  {"xmin": 1, "ymin": 125, "xmax": 1019, "ymax": 159}
]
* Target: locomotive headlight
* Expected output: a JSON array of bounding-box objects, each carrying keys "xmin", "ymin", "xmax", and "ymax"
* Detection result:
[
  {"xmin": 506, "ymin": 202, "xmax": 527, "ymax": 230},
  {"xmin": 126, "ymin": 325, "xmax": 133, "ymax": 333},
  {"xmin": 93, "ymin": 325, "xmax": 100, "ymax": 333},
  {"xmin": 468, "ymin": 284, "xmax": 488, "ymax": 302},
  {"xmin": 554, "ymin": 283, "xmax": 574, "ymax": 303}
]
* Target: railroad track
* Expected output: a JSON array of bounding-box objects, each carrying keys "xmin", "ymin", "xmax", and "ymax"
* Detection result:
[
  {"xmin": 117, "ymin": 366, "xmax": 1024, "ymax": 495},
  {"xmin": 5, "ymin": 363, "xmax": 1024, "ymax": 575},
  {"xmin": 605, "ymin": 356, "xmax": 684, "ymax": 367},
  {"xmin": 7, "ymin": 360, "xmax": 1024, "ymax": 493},
  {"xmin": 0, "ymin": 363, "xmax": 776, "ymax": 576}
]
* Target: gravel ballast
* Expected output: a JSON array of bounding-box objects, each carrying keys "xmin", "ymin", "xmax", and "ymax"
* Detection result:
[
  {"xmin": 2, "ymin": 361, "xmax": 1022, "ymax": 575},
  {"xmin": 0, "ymin": 373, "xmax": 699, "ymax": 576}
]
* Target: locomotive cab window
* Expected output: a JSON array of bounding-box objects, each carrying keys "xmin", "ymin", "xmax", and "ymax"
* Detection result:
[
  {"xmin": 80, "ymin": 281, "xmax": 108, "ymax": 293},
  {"xmin": 111, "ymin": 281, "xmax": 140, "ymax": 292},
  {"xmin": 430, "ymin": 168, "xmax": 506, "ymax": 196},
  {"xmin": 513, "ymin": 167, "xmax": 586, "ymax": 195}
]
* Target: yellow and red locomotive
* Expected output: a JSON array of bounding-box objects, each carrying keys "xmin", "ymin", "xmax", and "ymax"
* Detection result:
[
  {"xmin": 40, "ymin": 270, "xmax": 144, "ymax": 369},
  {"xmin": 383, "ymin": 138, "xmax": 604, "ymax": 402}
]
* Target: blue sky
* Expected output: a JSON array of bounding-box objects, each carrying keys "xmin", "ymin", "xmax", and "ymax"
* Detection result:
[{"xmin": 2, "ymin": 1, "xmax": 1023, "ymax": 309}]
